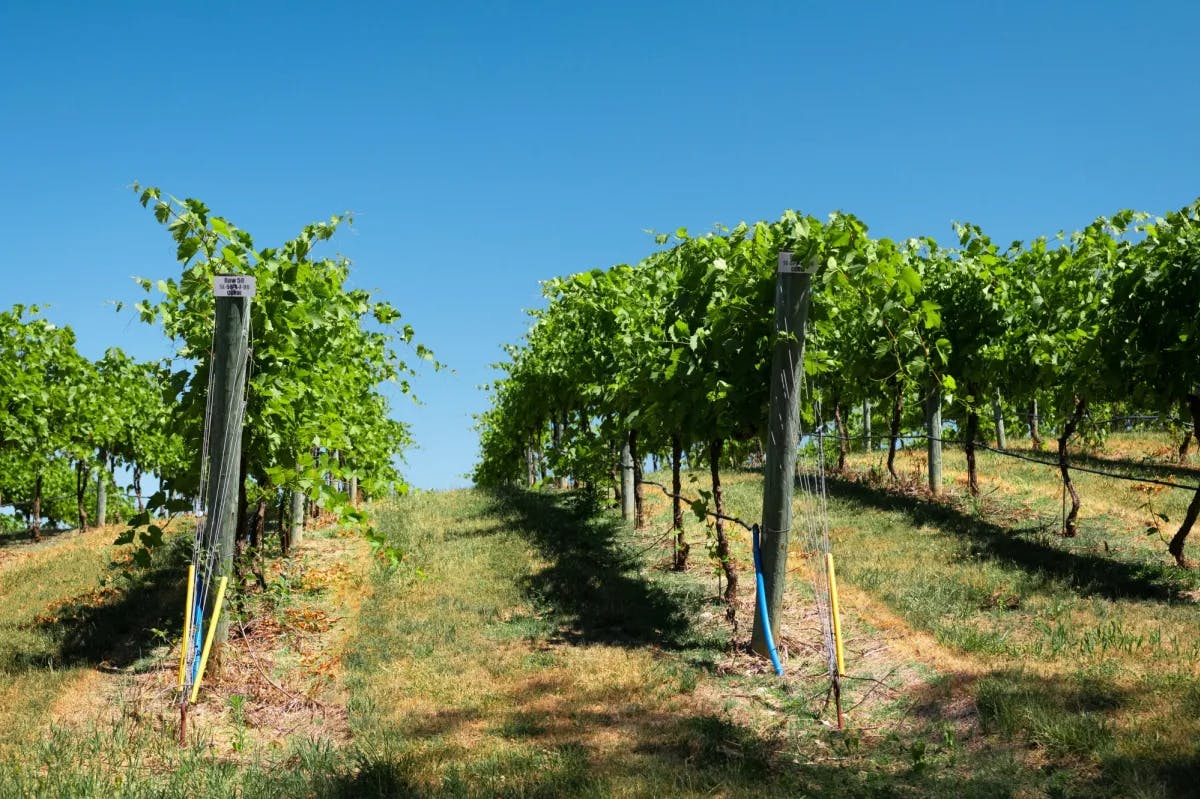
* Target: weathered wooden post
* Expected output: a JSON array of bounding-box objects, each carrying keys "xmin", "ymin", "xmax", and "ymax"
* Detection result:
[
  {"xmin": 206, "ymin": 275, "xmax": 253, "ymax": 661},
  {"xmin": 751, "ymin": 250, "xmax": 815, "ymax": 659},
  {"xmin": 927, "ymin": 383, "xmax": 942, "ymax": 495},
  {"xmin": 620, "ymin": 435, "xmax": 635, "ymax": 521},
  {"xmin": 863, "ymin": 400, "xmax": 872, "ymax": 451},
  {"xmin": 290, "ymin": 486, "xmax": 305, "ymax": 548},
  {"xmin": 95, "ymin": 450, "xmax": 108, "ymax": 526},
  {"xmin": 993, "ymin": 390, "xmax": 1007, "ymax": 450}
]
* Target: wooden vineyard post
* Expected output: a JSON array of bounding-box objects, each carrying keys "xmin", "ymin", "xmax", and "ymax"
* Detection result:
[
  {"xmin": 751, "ymin": 250, "xmax": 815, "ymax": 660},
  {"xmin": 95, "ymin": 449, "xmax": 108, "ymax": 526},
  {"xmin": 993, "ymin": 390, "xmax": 1007, "ymax": 450},
  {"xmin": 205, "ymin": 275, "xmax": 253, "ymax": 667},
  {"xmin": 863, "ymin": 400, "xmax": 872, "ymax": 451},
  {"xmin": 927, "ymin": 382, "xmax": 942, "ymax": 495},
  {"xmin": 290, "ymin": 484, "xmax": 305, "ymax": 549},
  {"xmin": 620, "ymin": 435, "xmax": 636, "ymax": 522},
  {"xmin": 1030, "ymin": 399, "xmax": 1042, "ymax": 450}
]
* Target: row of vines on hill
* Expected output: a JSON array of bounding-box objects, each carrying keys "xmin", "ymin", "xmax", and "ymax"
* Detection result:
[
  {"xmin": 475, "ymin": 199, "xmax": 1200, "ymax": 577},
  {"xmin": 0, "ymin": 310, "xmax": 176, "ymax": 537},
  {"xmin": 2, "ymin": 187, "xmax": 436, "ymax": 580},
  {"xmin": 122, "ymin": 188, "xmax": 435, "ymax": 568}
]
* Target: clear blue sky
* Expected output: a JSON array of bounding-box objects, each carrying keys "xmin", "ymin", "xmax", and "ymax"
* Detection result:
[{"xmin": 2, "ymin": 1, "xmax": 1198, "ymax": 490}]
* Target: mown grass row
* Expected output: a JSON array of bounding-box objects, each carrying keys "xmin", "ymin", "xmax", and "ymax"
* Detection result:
[
  {"xmin": 3, "ymin": 431, "xmax": 1198, "ymax": 797},
  {"xmin": 330, "ymin": 489, "xmax": 1034, "ymax": 798},
  {"xmin": 639, "ymin": 430, "xmax": 1200, "ymax": 798}
]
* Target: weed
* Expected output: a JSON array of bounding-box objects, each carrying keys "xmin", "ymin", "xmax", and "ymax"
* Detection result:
[
  {"xmin": 228, "ymin": 694, "xmax": 249, "ymax": 753},
  {"xmin": 937, "ymin": 623, "xmax": 1012, "ymax": 655}
]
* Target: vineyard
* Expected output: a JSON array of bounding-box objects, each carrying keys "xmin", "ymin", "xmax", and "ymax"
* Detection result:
[
  {"xmin": 0, "ymin": 186, "xmax": 436, "ymax": 704},
  {"xmin": 476, "ymin": 199, "xmax": 1200, "ymax": 567},
  {"xmin": 2, "ymin": 190, "xmax": 1200, "ymax": 798},
  {"xmin": 466, "ymin": 197, "xmax": 1200, "ymax": 794},
  {"xmin": 2, "ymin": 188, "xmax": 431, "ymax": 545}
]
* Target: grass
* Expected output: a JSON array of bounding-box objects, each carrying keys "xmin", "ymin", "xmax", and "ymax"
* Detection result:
[
  {"xmin": 330, "ymin": 489, "xmax": 1033, "ymax": 798},
  {"xmin": 0, "ymin": 518, "xmax": 371, "ymax": 797},
  {"xmin": 2, "ymin": 431, "xmax": 1199, "ymax": 796},
  {"xmin": 609, "ymin": 430, "xmax": 1200, "ymax": 797},
  {"xmin": 339, "ymin": 489, "xmax": 753, "ymax": 797},
  {"xmin": 792, "ymin": 431, "xmax": 1200, "ymax": 796},
  {"xmin": 0, "ymin": 520, "xmax": 189, "ymax": 754}
]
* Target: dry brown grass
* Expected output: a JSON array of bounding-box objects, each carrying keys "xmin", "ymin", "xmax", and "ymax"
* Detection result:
[{"xmin": 22, "ymin": 528, "xmax": 374, "ymax": 762}]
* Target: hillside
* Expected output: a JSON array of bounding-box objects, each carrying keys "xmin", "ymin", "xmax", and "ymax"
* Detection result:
[{"xmin": 1, "ymin": 431, "xmax": 1198, "ymax": 797}]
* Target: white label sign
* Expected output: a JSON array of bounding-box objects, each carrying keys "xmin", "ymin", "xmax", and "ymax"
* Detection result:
[
  {"xmin": 777, "ymin": 251, "xmax": 817, "ymax": 275},
  {"xmin": 214, "ymin": 275, "xmax": 257, "ymax": 298}
]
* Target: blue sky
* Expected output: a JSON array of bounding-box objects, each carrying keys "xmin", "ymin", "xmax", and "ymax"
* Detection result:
[{"xmin": 2, "ymin": 1, "xmax": 1198, "ymax": 490}]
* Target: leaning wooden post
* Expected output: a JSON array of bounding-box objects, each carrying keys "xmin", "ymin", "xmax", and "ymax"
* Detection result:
[
  {"xmin": 751, "ymin": 250, "xmax": 815, "ymax": 659},
  {"xmin": 926, "ymin": 382, "xmax": 943, "ymax": 495},
  {"xmin": 205, "ymin": 275, "xmax": 253, "ymax": 665}
]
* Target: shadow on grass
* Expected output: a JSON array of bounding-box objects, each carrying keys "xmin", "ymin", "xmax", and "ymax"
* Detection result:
[
  {"xmin": 995, "ymin": 444, "xmax": 1200, "ymax": 486},
  {"xmin": 0, "ymin": 525, "xmax": 78, "ymax": 550},
  {"xmin": 1097, "ymin": 752, "xmax": 1200, "ymax": 799},
  {"xmin": 1072, "ymin": 449, "xmax": 1200, "ymax": 486},
  {"xmin": 910, "ymin": 667, "xmax": 1200, "ymax": 798},
  {"xmin": 320, "ymin": 690, "xmax": 1025, "ymax": 799},
  {"xmin": 18, "ymin": 550, "xmax": 186, "ymax": 672},
  {"xmin": 479, "ymin": 488, "xmax": 701, "ymax": 651},
  {"xmin": 313, "ymin": 702, "xmax": 1030, "ymax": 799},
  {"xmin": 307, "ymin": 487, "xmax": 1041, "ymax": 799},
  {"xmin": 824, "ymin": 475, "xmax": 1190, "ymax": 602}
]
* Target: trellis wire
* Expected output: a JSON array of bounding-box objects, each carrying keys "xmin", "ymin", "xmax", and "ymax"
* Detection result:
[
  {"xmin": 181, "ymin": 304, "xmax": 253, "ymax": 703},
  {"xmin": 794, "ymin": 377, "xmax": 839, "ymax": 683}
]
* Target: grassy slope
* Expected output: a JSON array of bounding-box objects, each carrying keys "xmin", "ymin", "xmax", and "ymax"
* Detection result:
[
  {"xmin": 339, "ymin": 490, "xmax": 1030, "ymax": 798},
  {"xmin": 853, "ymin": 434, "xmax": 1200, "ymax": 794},
  {"xmin": 0, "ymin": 523, "xmax": 186, "ymax": 751},
  {"xmin": 0, "ymin": 523, "xmax": 371, "ymax": 798},
  {"xmin": 756, "ymin": 431, "xmax": 1200, "ymax": 798},
  {"xmin": 732, "ymin": 431, "xmax": 1200, "ymax": 797},
  {"xmin": 1, "ymin": 431, "xmax": 1198, "ymax": 797}
]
